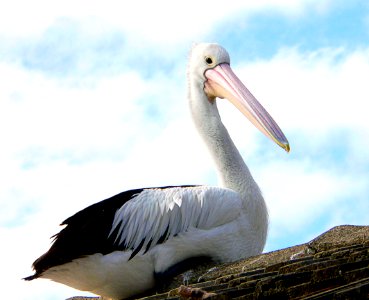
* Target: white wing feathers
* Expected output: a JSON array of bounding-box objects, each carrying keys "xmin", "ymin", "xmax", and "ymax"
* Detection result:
[{"xmin": 109, "ymin": 186, "xmax": 242, "ymax": 254}]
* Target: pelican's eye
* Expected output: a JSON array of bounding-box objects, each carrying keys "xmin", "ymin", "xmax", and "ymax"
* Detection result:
[{"xmin": 205, "ymin": 56, "xmax": 214, "ymax": 65}]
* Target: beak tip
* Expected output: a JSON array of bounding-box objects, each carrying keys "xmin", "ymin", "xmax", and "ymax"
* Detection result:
[{"xmin": 283, "ymin": 143, "xmax": 290, "ymax": 153}]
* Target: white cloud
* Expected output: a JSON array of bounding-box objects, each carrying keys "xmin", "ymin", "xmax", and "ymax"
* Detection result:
[
  {"xmin": 237, "ymin": 47, "xmax": 369, "ymax": 129},
  {"xmin": 0, "ymin": 0, "xmax": 333, "ymax": 44},
  {"xmin": 259, "ymin": 159, "xmax": 368, "ymax": 229}
]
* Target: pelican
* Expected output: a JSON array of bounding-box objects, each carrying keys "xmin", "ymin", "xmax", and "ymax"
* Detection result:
[{"xmin": 25, "ymin": 43, "xmax": 289, "ymax": 299}]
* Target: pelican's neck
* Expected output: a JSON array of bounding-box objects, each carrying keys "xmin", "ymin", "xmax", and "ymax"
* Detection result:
[
  {"xmin": 188, "ymin": 78, "xmax": 268, "ymax": 250},
  {"xmin": 188, "ymin": 80, "xmax": 262, "ymax": 202}
]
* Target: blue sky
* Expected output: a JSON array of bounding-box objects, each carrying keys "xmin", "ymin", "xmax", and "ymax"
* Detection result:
[
  {"xmin": 1, "ymin": 0, "xmax": 369, "ymax": 299},
  {"xmin": 219, "ymin": 2, "xmax": 369, "ymax": 59}
]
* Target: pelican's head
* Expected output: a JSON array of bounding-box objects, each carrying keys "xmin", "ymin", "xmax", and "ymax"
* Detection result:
[{"xmin": 189, "ymin": 43, "xmax": 290, "ymax": 152}]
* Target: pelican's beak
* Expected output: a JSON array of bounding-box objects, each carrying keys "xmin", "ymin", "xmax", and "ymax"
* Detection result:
[{"xmin": 204, "ymin": 63, "xmax": 290, "ymax": 152}]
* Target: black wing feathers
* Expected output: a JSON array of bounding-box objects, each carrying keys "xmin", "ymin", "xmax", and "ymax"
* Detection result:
[{"xmin": 29, "ymin": 188, "xmax": 143, "ymax": 277}]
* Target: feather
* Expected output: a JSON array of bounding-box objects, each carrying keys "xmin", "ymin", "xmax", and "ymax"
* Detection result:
[{"xmin": 109, "ymin": 186, "xmax": 242, "ymax": 258}]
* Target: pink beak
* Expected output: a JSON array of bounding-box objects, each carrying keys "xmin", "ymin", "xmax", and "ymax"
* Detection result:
[{"xmin": 204, "ymin": 63, "xmax": 290, "ymax": 152}]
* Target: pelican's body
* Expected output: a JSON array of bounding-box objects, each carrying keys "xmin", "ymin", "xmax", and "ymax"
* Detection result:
[{"xmin": 25, "ymin": 43, "xmax": 289, "ymax": 300}]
